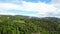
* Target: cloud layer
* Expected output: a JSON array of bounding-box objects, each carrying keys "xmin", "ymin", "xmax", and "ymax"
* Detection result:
[{"xmin": 0, "ymin": 0, "xmax": 60, "ymax": 17}]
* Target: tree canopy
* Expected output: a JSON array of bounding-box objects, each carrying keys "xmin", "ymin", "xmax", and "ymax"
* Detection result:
[{"xmin": 0, "ymin": 15, "xmax": 60, "ymax": 34}]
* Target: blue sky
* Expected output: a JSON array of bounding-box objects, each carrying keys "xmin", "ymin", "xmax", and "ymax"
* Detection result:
[
  {"xmin": 0, "ymin": 0, "xmax": 60, "ymax": 17},
  {"xmin": 24, "ymin": 0, "xmax": 51, "ymax": 3}
]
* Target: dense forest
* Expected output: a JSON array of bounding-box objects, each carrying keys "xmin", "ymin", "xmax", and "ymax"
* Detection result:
[{"xmin": 0, "ymin": 15, "xmax": 60, "ymax": 34}]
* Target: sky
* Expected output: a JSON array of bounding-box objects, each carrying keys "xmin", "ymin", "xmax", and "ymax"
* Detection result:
[{"xmin": 0, "ymin": 0, "xmax": 60, "ymax": 17}]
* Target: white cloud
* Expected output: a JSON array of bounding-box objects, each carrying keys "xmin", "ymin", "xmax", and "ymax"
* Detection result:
[
  {"xmin": 0, "ymin": 1, "xmax": 60, "ymax": 17},
  {"xmin": 51, "ymin": 0, "xmax": 60, "ymax": 9},
  {"xmin": 21, "ymin": 1, "xmax": 60, "ymax": 17},
  {"xmin": 52, "ymin": 0, "xmax": 60, "ymax": 4},
  {"xmin": 0, "ymin": 3, "xmax": 22, "ymax": 10},
  {"xmin": 0, "ymin": 12, "xmax": 17, "ymax": 15}
]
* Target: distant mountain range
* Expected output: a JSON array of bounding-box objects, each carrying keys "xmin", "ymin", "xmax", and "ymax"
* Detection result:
[{"xmin": 41, "ymin": 17, "xmax": 60, "ymax": 23}]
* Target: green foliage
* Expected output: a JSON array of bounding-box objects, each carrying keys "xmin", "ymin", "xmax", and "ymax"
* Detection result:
[{"xmin": 0, "ymin": 15, "xmax": 60, "ymax": 34}]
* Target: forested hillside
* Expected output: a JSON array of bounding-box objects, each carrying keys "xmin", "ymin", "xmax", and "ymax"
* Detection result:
[{"xmin": 0, "ymin": 15, "xmax": 60, "ymax": 34}]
